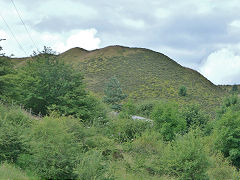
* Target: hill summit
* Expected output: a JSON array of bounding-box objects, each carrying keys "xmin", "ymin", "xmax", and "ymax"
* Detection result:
[{"xmin": 59, "ymin": 45, "xmax": 226, "ymax": 111}]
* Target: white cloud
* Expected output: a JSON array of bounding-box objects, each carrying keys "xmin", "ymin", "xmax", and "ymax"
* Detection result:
[
  {"xmin": 122, "ymin": 19, "xmax": 145, "ymax": 29},
  {"xmin": 1, "ymin": 28, "xmax": 100, "ymax": 57},
  {"xmin": 228, "ymin": 20, "xmax": 240, "ymax": 35},
  {"xmin": 155, "ymin": 8, "xmax": 171, "ymax": 19},
  {"xmin": 53, "ymin": 29, "xmax": 101, "ymax": 53},
  {"xmin": 200, "ymin": 47, "xmax": 240, "ymax": 85}
]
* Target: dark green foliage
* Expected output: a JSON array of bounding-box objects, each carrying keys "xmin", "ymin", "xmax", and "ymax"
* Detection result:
[
  {"xmin": 103, "ymin": 76, "xmax": 127, "ymax": 111},
  {"xmin": 181, "ymin": 104, "xmax": 209, "ymax": 129},
  {"xmin": 179, "ymin": 86, "xmax": 187, "ymax": 96},
  {"xmin": 0, "ymin": 56, "xmax": 13, "ymax": 76},
  {"xmin": 0, "ymin": 56, "xmax": 15, "ymax": 101},
  {"xmin": 231, "ymin": 84, "xmax": 238, "ymax": 93},
  {"xmin": 214, "ymin": 109, "xmax": 240, "ymax": 168},
  {"xmin": 151, "ymin": 102, "xmax": 186, "ymax": 141},
  {"xmin": 17, "ymin": 47, "xmax": 86, "ymax": 116},
  {"xmin": 0, "ymin": 105, "xmax": 32, "ymax": 163}
]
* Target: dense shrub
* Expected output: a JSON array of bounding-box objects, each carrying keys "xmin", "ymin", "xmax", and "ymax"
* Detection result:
[
  {"xmin": 119, "ymin": 100, "xmax": 137, "ymax": 119},
  {"xmin": 75, "ymin": 150, "xmax": 112, "ymax": 180},
  {"xmin": 109, "ymin": 118, "xmax": 151, "ymax": 142},
  {"xmin": 20, "ymin": 116, "xmax": 83, "ymax": 179},
  {"xmin": 213, "ymin": 109, "xmax": 240, "ymax": 168},
  {"xmin": 151, "ymin": 102, "xmax": 186, "ymax": 141},
  {"xmin": 178, "ymin": 86, "xmax": 187, "ymax": 96},
  {"xmin": 164, "ymin": 130, "xmax": 209, "ymax": 179},
  {"xmin": 181, "ymin": 104, "xmax": 209, "ymax": 130},
  {"xmin": 136, "ymin": 100, "xmax": 158, "ymax": 118},
  {"xmin": 207, "ymin": 153, "xmax": 239, "ymax": 180},
  {"xmin": 150, "ymin": 130, "xmax": 209, "ymax": 179},
  {"xmin": 217, "ymin": 95, "xmax": 240, "ymax": 118},
  {"xmin": 0, "ymin": 105, "xmax": 32, "ymax": 163},
  {"xmin": 231, "ymin": 84, "xmax": 238, "ymax": 93}
]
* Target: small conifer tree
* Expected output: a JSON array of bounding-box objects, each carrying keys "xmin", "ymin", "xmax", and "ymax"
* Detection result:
[
  {"xmin": 231, "ymin": 84, "xmax": 238, "ymax": 93},
  {"xmin": 179, "ymin": 86, "xmax": 187, "ymax": 96},
  {"xmin": 103, "ymin": 76, "xmax": 127, "ymax": 111}
]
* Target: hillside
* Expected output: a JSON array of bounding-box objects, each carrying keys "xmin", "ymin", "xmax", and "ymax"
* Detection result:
[
  {"xmin": 59, "ymin": 46, "xmax": 227, "ymax": 112},
  {"xmin": 12, "ymin": 45, "xmax": 228, "ymax": 113}
]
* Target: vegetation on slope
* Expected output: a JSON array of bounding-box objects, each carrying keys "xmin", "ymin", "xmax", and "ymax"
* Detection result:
[{"xmin": 0, "ymin": 45, "xmax": 240, "ymax": 179}]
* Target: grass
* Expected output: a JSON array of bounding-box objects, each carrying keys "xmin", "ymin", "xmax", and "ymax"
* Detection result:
[{"xmin": 0, "ymin": 163, "xmax": 37, "ymax": 180}]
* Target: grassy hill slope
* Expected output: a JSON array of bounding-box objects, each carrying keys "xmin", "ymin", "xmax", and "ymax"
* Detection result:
[
  {"xmin": 59, "ymin": 45, "xmax": 227, "ymax": 112},
  {"xmin": 11, "ymin": 45, "xmax": 227, "ymax": 112}
]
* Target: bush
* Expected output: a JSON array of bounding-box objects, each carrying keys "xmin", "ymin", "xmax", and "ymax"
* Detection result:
[
  {"xmin": 0, "ymin": 105, "xmax": 32, "ymax": 163},
  {"xmin": 74, "ymin": 150, "xmax": 112, "ymax": 180},
  {"xmin": 151, "ymin": 102, "xmax": 186, "ymax": 141},
  {"xmin": 20, "ymin": 116, "xmax": 83, "ymax": 179},
  {"xmin": 119, "ymin": 100, "xmax": 137, "ymax": 119},
  {"xmin": 109, "ymin": 118, "xmax": 151, "ymax": 143},
  {"xmin": 161, "ymin": 130, "xmax": 209, "ymax": 179},
  {"xmin": 231, "ymin": 84, "xmax": 238, "ymax": 93},
  {"xmin": 207, "ymin": 153, "xmax": 239, "ymax": 180},
  {"xmin": 181, "ymin": 104, "xmax": 209, "ymax": 130},
  {"xmin": 178, "ymin": 86, "xmax": 187, "ymax": 96},
  {"xmin": 136, "ymin": 100, "xmax": 158, "ymax": 118},
  {"xmin": 213, "ymin": 109, "xmax": 240, "ymax": 168},
  {"xmin": 217, "ymin": 95, "xmax": 240, "ymax": 118}
]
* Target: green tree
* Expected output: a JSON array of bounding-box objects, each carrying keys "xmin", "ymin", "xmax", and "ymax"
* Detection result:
[
  {"xmin": 7, "ymin": 47, "xmax": 105, "ymax": 123},
  {"xmin": 0, "ymin": 40, "xmax": 15, "ymax": 101},
  {"xmin": 151, "ymin": 102, "xmax": 186, "ymax": 141},
  {"xmin": 214, "ymin": 109, "xmax": 240, "ymax": 168},
  {"xmin": 103, "ymin": 76, "xmax": 127, "ymax": 111},
  {"xmin": 179, "ymin": 86, "xmax": 187, "ymax": 96}
]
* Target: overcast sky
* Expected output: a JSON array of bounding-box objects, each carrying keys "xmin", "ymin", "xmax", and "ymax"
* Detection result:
[{"xmin": 0, "ymin": 0, "xmax": 240, "ymax": 85}]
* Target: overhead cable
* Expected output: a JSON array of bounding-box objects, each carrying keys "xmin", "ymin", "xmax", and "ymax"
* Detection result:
[
  {"xmin": 0, "ymin": 13, "xmax": 28, "ymax": 56},
  {"xmin": 10, "ymin": 0, "xmax": 39, "ymax": 51}
]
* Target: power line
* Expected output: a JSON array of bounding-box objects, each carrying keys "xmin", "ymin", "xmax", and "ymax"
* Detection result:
[
  {"xmin": 0, "ymin": 13, "xmax": 28, "ymax": 56},
  {"xmin": 10, "ymin": 0, "xmax": 39, "ymax": 51}
]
